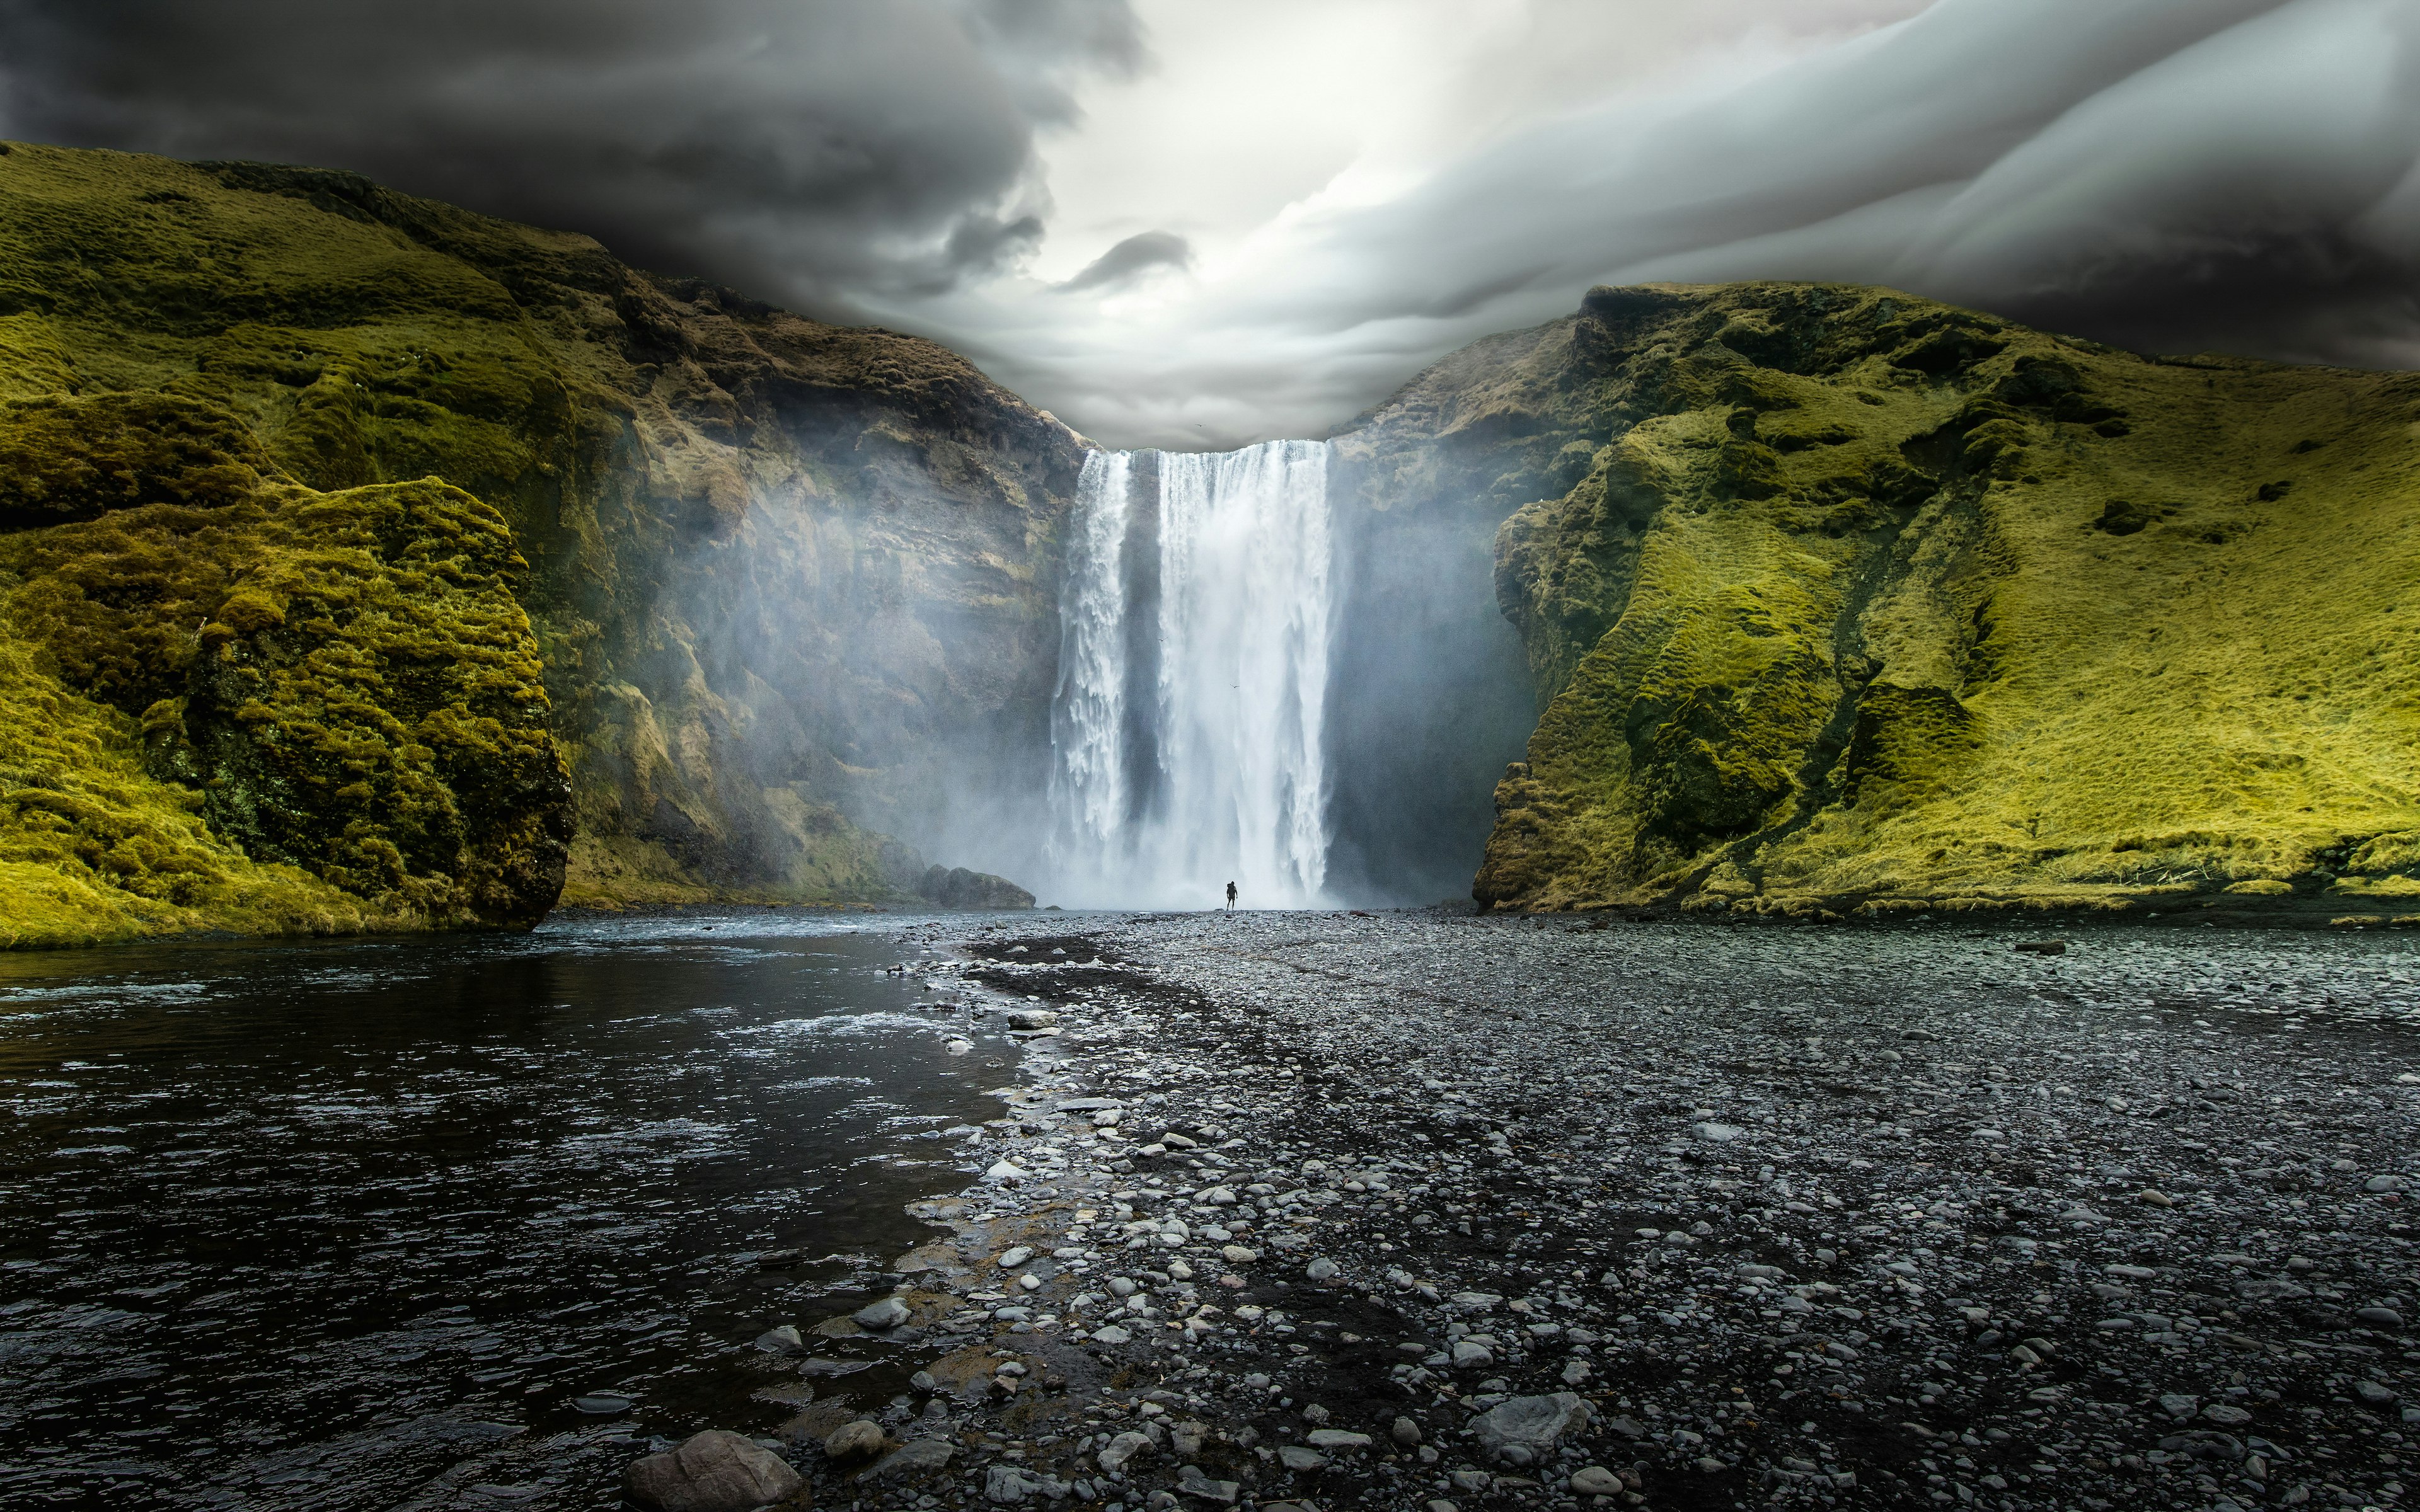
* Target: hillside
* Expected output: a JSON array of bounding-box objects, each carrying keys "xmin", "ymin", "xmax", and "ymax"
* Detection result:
[
  {"xmin": 0, "ymin": 142, "xmax": 1078, "ymax": 945},
  {"xmin": 1335, "ymin": 282, "xmax": 2420, "ymax": 920}
]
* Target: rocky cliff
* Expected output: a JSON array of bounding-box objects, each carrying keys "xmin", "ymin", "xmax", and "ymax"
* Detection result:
[
  {"xmin": 1338, "ymin": 282, "xmax": 2420, "ymax": 918},
  {"xmin": 0, "ymin": 143, "xmax": 1076, "ymax": 946}
]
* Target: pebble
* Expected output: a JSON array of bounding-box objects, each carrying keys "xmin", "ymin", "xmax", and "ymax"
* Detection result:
[{"xmin": 732, "ymin": 912, "xmax": 2420, "ymax": 1512}]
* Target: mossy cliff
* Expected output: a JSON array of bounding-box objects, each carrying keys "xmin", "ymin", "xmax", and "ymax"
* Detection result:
[
  {"xmin": 0, "ymin": 143, "xmax": 1077, "ymax": 944},
  {"xmin": 1334, "ymin": 282, "xmax": 2420, "ymax": 919}
]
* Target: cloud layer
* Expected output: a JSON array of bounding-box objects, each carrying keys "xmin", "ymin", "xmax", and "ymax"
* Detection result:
[
  {"xmin": 952, "ymin": 0, "xmax": 2420, "ymax": 445},
  {"xmin": 5, "ymin": 0, "xmax": 2418, "ymax": 446},
  {"xmin": 0, "ymin": 0, "xmax": 1144, "ymax": 306}
]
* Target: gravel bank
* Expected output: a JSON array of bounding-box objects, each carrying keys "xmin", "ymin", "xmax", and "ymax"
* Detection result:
[{"xmin": 712, "ymin": 911, "xmax": 2419, "ymax": 1512}]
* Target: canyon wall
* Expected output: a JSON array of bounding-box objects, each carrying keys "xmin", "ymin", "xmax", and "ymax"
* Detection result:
[
  {"xmin": 1343, "ymin": 282, "xmax": 2420, "ymax": 917},
  {"xmin": 0, "ymin": 144, "xmax": 1078, "ymax": 944}
]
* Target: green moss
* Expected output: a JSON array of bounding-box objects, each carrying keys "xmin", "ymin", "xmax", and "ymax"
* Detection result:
[
  {"xmin": 0, "ymin": 142, "xmax": 1078, "ymax": 937},
  {"xmin": 0, "ymin": 638, "xmax": 380, "ymax": 948},
  {"xmin": 1, "ymin": 475, "xmax": 570, "ymax": 932},
  {"xmin": 1359, "ymin": 282, "xmax": 2420, "ymax": 913}
]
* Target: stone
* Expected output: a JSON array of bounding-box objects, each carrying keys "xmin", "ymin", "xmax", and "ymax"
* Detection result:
[
  {"xmin": 2158, "ymin": 1394, "xmax": 2198, "ymax": 1419},
  {"xmin": 1469, "ymin": 1394, "xmax": 1591, "ymax": 1459},
  {"xmin": 863, "ymin": 1438, "xmax": 956, "ymax": 1482},
  {"xmin": 2354, "ymin": 1381, "xmax": 2399, "ymax": 1407},
  {"xmin": 1391, "ymin": 1416, "xmax": 1423, "ymax": 1446},
  {"xmin": 2203, "ymin": 1404, "xmax": 2252, "ymax": 1427},
  {"xmin": 998, "ymin": 1246, "xmax": 1034, "ymax": 1268},
  {"xmin": 1570, "ymin": 1465, "xmax": 1622, "ymax": 1495},
  {"xmin": 853, "ymin": 1297, "xmax": 911, "ymax": 1331},
  {"xmin": 1693, "ymin": 1121, "xmax": 1744, "ymax": 1141},
  {"xmin": 986, "ymin": 1160, "xmax": 1030, "ymax": 1183},
  {"xmin": 1176, "ymin": 1470, "xmax": 1240, "ymax": 1504},
  {"xmin": 825, "ymin": 1419, "xmax": 884, "ymax": 1461},
  {"xmin": 986, "ymin": 1463, "xmax": 1037, "ymax": 1503},
  {"xmin": 1220, "ymin": 1245, "xmax": 1259, "ymax": 1264},
  {"xmin": 1090, "ymin": 1324, "xmax": 1132, "ymax": 1344},
  {"xmin": 1098, "ymin": 1430, "xmax": 1155, "ymax": 1473},
  {"xmin": 1306, "ymin": 1429, "xmax": 1371, "ymax": 1450},
  {"xmin": 753, "ymin": 1325, "xmax": 804, "ymax": 1354},
  {"xmin": 1451, "ymin": 1339, "xmax": 1494, "ymax": 1368},
  {"xmin": 2365, "ymin": 1174, "xmax": 2406, "ymax": 1193},
  {"xmin": 919, "ymin": 866, "xmax": 1035, "ymax": 911},
  {"xmin": 800, "ymin": 1357, "xmax": 872, "ymax": 1378},
  {"xmin": 1277, "ymin": 1445, "xmax": 1327, "ymax": 1471},
  {"xmin": 1305, "ymin": 1257, "xmax": 1339, "ymax": 1281},
  {"xmin": 2355, "ymin": 1306, "xmax": 2404, "ymax": 1328},
  {"xmin": 625, "ymin": 1429, "xmax": 804, "ymax": 1512}
]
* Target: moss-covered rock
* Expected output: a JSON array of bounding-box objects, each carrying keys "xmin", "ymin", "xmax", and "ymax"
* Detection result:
[
  {"xmin": 0, "ymin": 142, "xmax": 1075, "ymax": 941},
  {"xmin": 1336, "ymin": 282, "xmax": 2420, "ymax": 916}
]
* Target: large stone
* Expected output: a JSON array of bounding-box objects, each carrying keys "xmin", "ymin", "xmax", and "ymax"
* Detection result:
[
  {"xmin": 1098, "ymin": 1430, "xmax": 1155, "ymax": 1473},
  {"xmin": 852, "ymin": 1297, "xmax": 911, "ymax": 1331},
  {"xmin": 862, "ymin": 1438, "xmax": 955, "ymax": 1482},
  {"xmin": 1469, "ymin": 1394, "xmax": 1593, "ymax": 1460},
  {"xmin": 824, "ymin": 1419, "xmax": 884, "ymax": 1461},
  {"xmin": 625, "ymin": 1429, "xmax": 804, "ymax": 1512},
  {"xmin": 919, "ymin": 865, "xmax": 1036, "ymax": 910},
  {"xmin": 985, "ymin": 1463, "xmax": 1037, "ymax": 1503}
]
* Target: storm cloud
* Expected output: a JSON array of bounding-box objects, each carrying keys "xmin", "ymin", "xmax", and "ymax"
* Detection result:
[
  {"xmin": 4, "ymin": 0, "xmax": 2418, "ymax": 445},
  {"xmin": 950, "ymin": 0, "xmax": 2420, "ymax": 445},
  {"xmin": 0, "ymin": 0, "xmax": 1146, "ymax": 307}
]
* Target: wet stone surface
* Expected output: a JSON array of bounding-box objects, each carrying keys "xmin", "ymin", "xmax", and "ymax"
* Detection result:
[{"xmin": 774, "ymin": 911, "xmax": 2419, "ymax": 1512}]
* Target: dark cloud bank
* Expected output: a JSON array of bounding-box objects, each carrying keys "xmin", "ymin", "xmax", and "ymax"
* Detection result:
[
  {"xmin": 4, "ymin": 0, "xmax": 2419, "ymax": 442},
  {"xmin": 0, "ymin": 0, "xmax": 1146, "ymax": 307}
]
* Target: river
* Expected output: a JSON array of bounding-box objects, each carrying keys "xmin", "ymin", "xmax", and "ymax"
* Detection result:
[{"xmin": 0, "ymin": 910, "xmax": 1010, "ymax": 1509}]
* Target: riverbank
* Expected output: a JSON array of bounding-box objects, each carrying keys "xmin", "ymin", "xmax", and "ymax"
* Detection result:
[{"xmin": 744, "ymin": 909, "xmax": 2418, "ymax": 1512}]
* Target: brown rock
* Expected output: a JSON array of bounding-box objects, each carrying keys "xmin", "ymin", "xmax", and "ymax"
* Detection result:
[{"xmin": 625, "ymin": 1429, "xmax": 804, "ymax": 1512}]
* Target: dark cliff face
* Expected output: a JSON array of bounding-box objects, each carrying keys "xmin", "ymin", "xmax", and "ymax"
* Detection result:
[
  {"xmin": 0, "ymin": 143, "xmax": 1080, "ymax": 944},
  {"xmin": 1340, "ymin": 282, "xmax": 2420, "ymax": 918}
]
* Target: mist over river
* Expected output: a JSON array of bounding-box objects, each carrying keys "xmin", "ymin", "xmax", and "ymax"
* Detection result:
[{"xmin": 0, "ymin": 912, "xmax": 1012, "ymax": 1510}]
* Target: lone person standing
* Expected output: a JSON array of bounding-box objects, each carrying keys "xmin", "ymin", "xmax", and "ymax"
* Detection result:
[{"xmin": 1224, "ymin": 880, "xmax": 1238, "ymax": 913}]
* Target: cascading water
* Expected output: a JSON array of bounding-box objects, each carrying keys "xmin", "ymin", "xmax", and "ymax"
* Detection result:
[{"xmin": 1048, "ymin": 440, "xmax": 1332, "ymax": 908}]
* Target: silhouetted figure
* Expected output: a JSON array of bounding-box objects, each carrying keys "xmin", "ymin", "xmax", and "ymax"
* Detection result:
[{"xmin": 1225, "ymin": 881, "xmax": 1238, "ymax": 913}]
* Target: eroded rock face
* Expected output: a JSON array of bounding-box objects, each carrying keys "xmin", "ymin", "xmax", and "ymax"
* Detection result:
[
  {"xmin": 1334, "ymin": 280, "xmax": 2420, "ymax": 916},
  {"xmin": 624, "ymin": 1429, "xmax": 802, "ymax": 1512},
  {"xmin": 0, "ymin": 144, "xmax": 1083, "ymax": 941}
]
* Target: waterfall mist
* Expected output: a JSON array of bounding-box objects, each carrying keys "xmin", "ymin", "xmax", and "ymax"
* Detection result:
[{"xmin": 1047, "ymin": 441, "xmax": 1334, "ymax": 908}]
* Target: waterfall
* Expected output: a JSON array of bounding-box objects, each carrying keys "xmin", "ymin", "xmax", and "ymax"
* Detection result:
[{"xmin": 1048, "ymin": 440, "xmax": 1333, "ymax": 908}]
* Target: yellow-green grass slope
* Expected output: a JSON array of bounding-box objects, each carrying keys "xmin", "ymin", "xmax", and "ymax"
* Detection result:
[
  {"xmin": 1363, "ymin": 282, "xmax": 2420, "ymax": 917},
  {"xmin": 0, "ymin": 142, "xmax": 1075, "ymax": 941}
]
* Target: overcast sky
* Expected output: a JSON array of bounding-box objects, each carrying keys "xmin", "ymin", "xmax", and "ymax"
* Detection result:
[{"xmin": 6, "ymin": 0, "xmax": 2418, "ymax": 446}]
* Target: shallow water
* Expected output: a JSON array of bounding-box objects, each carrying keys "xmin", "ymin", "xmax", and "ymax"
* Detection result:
[{"xmin": 0, "ymin": 911, "xmax": 1010, "ymax": 1509}]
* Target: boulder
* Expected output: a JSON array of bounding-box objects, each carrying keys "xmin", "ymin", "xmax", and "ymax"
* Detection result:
[
  {"xmin": 918, "ymin": 865, "xmax": 1035, "ymax": 910},
  {"xmin": 861, "ymin": 1439, "xmax": 955, "ymax": 1482},
  {"xmin": 1470, "ymin": 1393, "xmax": 1592, "ymax": 1461},
  {"xmin": 852, "ymin": 1297, "xmax": 911, "ymax": 1331},
  {"xmin": 824, "ymin": 1419, "xmax": 884, "ymax": 1462},
  {"xmin": 625, "ymin": 1429, "xmax": 804, "ymax": 1512}
]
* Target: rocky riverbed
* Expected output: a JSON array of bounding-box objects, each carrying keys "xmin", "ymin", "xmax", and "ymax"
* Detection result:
[{"xmin": 653, "ymin": 910, "xmax": 2420, "ymax": 1512}]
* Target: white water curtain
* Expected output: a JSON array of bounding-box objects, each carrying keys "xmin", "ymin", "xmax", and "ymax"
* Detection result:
[{"xmin": 1048, "ymin": 440, "xmax": 1332, "ymax": 908}]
